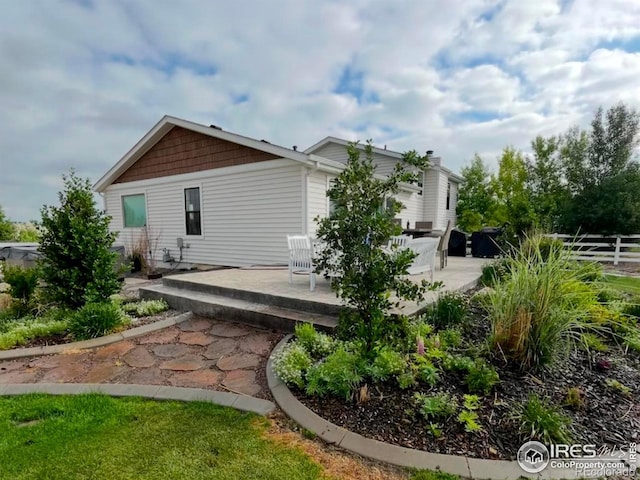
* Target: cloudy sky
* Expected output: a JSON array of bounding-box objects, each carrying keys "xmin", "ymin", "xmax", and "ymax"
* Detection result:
[{"xmin": 1, "ymin": 0, "xmax": 639, "ymax": 221}]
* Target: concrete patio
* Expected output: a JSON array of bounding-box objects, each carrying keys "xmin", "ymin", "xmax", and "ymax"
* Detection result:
[{"xmin": 141, "ymin": 256, "xmax": 488, "ymax": 331}]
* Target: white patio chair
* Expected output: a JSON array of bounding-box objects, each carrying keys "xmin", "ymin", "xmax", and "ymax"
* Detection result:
[
  {"xmin": 286, "ymin": 235, "xmax": 316, "ymax": 291},
  {"xmin": 388, "ymin": 235, "xmax": 412, "ymax": 249},
  {"xmin": 405, "ymin": 237, "xmax": 439, "ymax": 281}
]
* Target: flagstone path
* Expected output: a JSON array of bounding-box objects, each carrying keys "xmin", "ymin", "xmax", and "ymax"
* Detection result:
[{"xmin": 0, "ymin": 317, "xmax": 284, "ymax": 398}]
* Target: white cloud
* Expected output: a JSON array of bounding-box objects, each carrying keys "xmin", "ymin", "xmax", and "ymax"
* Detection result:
[{"xmin": 0, "ymin": 0, "xmax": 639, "ymax": 220}]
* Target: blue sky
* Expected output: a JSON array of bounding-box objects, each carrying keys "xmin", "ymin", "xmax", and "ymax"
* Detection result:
[{"xmin": 1, "ymin": 0, "xmax": 639, "ymax": 221}]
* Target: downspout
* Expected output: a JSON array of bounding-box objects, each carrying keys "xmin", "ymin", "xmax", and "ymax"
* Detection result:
[{"xmin": 303, "ymin": 160, "xmax": 321, "ymax": 235}]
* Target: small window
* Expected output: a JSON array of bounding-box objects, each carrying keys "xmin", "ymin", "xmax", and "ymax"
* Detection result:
[
  {"xmin": 184, "ymin": 187, "xmax": 202, "ymax": 236},
  {"xmin": 122, "ymin": 194, "xmax": 146, "ymax": 228},
  {"xmin": 446, "ymin": 182, "xmax": 451, "ymax": 210}
]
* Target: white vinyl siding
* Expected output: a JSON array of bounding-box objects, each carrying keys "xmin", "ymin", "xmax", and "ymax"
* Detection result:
[
  {"xmin": 105, "ymin": 159, "xmax": 304, "ymax": 267},
  {"xmin": 395, "ymin": 190, "xmax": 423, "ymax": 229},
  {"xmin": 445, "ymin": 181, "xmax": 458, "ymax": 227},
  {"xmin": 307, "ymin": 170, "xmax": 329, "ymax": 236},
  {"xmin": 312, "ymin": 143, "xmax": 398, "ymax": 177},
  {"xmin": 422, "ymin": 169, "xmax": 439, "ymax": 228}
]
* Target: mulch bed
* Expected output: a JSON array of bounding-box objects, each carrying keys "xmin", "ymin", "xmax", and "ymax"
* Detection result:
[{"xmin": 294, "ymin": 306, "xmax": 640, "ymax": 460}]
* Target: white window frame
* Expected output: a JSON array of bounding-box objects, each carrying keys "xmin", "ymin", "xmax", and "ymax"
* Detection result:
[
  {"xmin": 183, "ymin": 184, "xmax": 204, "ymax": 238},
  {"xmin": 121, "ymin": 193, "xmax": 147, "ymax": 229}
]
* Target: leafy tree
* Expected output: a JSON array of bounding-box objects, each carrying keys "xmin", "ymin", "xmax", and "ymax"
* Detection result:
[
  {"xmin": 558, "ymin": 103, "xmax": 640, "ymax": 234},
  {"xmin": 455, "ymin": 155, "xmax": 495, "ymax": 232},
  {"xmin": 526, "ymin": 136, "xmax": 567, "ymax": 231},
  {"xmin": 315, "ymin": 142, "xmax": 439, "ymax": 356},
  {"xmin": 492, "ymin": 146, "xmax": 537, "ymax": 237},
  {"xmin": 0, "ymin": 206, "xmax": 15, "ymax": 241},
  {"xmin": 39, "ymin": 170, "xmax": 120, "ymax": 309}
]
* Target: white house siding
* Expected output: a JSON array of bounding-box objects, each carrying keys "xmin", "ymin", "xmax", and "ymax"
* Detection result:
[
  {"xmin": 307, "ymin": 170, "xmax": 329, "ymax": 236},
  {"xmin": 445, "ymin": 180, "xmax": 458, "ymax": 227},
  {"xmin": 104, "ymin": 159, "xmax": 304, "ymax": 267},
  {"xmin": 422, "ymin": 169, "xmax": 440, "ymax": 227},
  {"xmin": 395, "ymin": 190, "xmax": 423, "ymax": 229},
  {"xmin": 312, "ymin": 143, "xmax": 399, "ymax": 177}
]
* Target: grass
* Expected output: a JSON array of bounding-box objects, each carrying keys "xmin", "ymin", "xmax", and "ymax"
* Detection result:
[
  {"xmin": 603, "ymin": 274, "xmax": 640, "ymax": 296},
  {"xmin": 0, "ymin": 394, "xmax": 325, "ymax": 480},
  {"xmin": 0, "ymin": 394, "xmax": 454, "ymax": 480}
]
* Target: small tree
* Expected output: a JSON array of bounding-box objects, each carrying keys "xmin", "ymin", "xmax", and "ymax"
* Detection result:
[
  {"xmin": 315, "ymin": 142, "xmax": 438, "ymax": 356},
  {"xmin": 39, "ymin": 170, "xmax": 120, "ymax": 309},
  {"xmin": 0, "ymin": 206, "xmax": 15, "ymax": 241},
  {"xmin": 456, "ymin": 155, "xmax": 496, "ymax": 233}
]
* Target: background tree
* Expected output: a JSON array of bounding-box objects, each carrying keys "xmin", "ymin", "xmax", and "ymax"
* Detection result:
[
  {"xmin": 39, "ymin": 170, "xmax": 120, "ymax": 309},
  {"xmin": 0, "ymin": 206, "xmax": 15, "ymax": 241},
  {"xmin": 455, "ymin": 154, "xmax": 495, "ymax": 232},
  {"xmin": 491, "ymin": 146, "xmax": 536, "ymax": 237},
  {"xmin": 526, "ymin": 136, "xmax": 566, "ymax": 231},
  {"xmin": 559, "ymin": 103, "xmax": 640, "ymax": 234}
]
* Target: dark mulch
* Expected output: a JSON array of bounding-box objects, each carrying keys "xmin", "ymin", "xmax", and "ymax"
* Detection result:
[{"xmin": 294, "ymin": 307, "xmax": 640, "ymax": 460}]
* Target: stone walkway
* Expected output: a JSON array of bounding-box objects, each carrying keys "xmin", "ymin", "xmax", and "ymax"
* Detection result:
[{"xmin": 0, "ymin": 317, "xmax": 283, "ymax": 398}]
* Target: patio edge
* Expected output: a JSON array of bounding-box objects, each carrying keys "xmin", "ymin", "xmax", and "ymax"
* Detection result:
[
  {"xmin": 0, "ymin": 383, "xmax": 275, "ymax": 416},
  {"xmin": 267, "ymin": 335, "xmax": 583, "ymax": 480},
  {"xmin": 0, "ymin": 312, "xmax": 194, "ymax": 361}
]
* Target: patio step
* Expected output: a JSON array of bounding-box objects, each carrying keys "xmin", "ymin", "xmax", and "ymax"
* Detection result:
[
  {"xmin": 139, "ymin": 284, "xmax": 337, "ymax": 332},
  {"xmin": 161, "ymin": 274, "xmax": 341, "ymax": 317}
]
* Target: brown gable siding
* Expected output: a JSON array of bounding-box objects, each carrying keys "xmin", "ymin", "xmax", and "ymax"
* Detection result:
[{"xmin": 113, "ymin": 126, "xmax": 280, "ymax": 184}]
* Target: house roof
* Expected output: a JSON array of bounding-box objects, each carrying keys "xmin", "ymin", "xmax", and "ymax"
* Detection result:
[
  {"xmin": 93, "ymin": 116, "xmax": 347, "ymax": 192},
  {"xmin": 305, "ymin": 136, "xmax": 464, "ymax": 183}
]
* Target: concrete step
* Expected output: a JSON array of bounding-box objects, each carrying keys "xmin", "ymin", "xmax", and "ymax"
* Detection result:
[
  {"xmin": 161, "ymin": 275, "xmax": 341, "ymax": 317},
  {"xmin": 140, "ymin": 284, "xmax": 337, "ymax": 332}
]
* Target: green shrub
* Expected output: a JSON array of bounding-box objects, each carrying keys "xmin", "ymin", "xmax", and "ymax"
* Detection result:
[
  {"xmin": 426, "ymin": 292, "xmax": 468, "ymax": 330},
  {"xmin": 464, "ymin": 359, "xmax": 500, "ymax": 395},
  {"xmin": 516, "ymin": 395, "xmax": 572, "ymax": 444},
  {"xmin": 462, "ymin": 394, "xmax": 481, "ymax": 410},
  {"xmin": 521, "ymin": 237, "xmax": 565, "ymax": 263},
  {"xmin": 0, "ymin": 312, "xmax": 69, "ymax": 350},
  {"xmin": 39, "ymin": 171, "xmax": 120, "ymax": 309},
  {"xmin": 272, "ymin": 341, "xmax": 313, "ymax": 389},
  {"xmin": 485, "ymin": 234, "xmax": 602, "ymax": 371},
  {"xmin": 605, "ymin": 378, "xmax": 632, "ymax": 397},
  {"xmin": 414, "ymin": 392, "xmax": 457, "ymax": 421},
  {"xmin": 623, "ymin": 332, "xmax": 640, "ymax": 352},
  {"xmin": 68, "ymin": 302, "xmax": 129, "ymax": 340},
  {"xmin": 581, "ymin": 332, "xmax": 608, "ymax": 352},
  {"xmin": 2, "ymin": 265, "xmax": 39, "ymax": 317},
  {"xmin": 622, "ymin": 298, "xmax": 640, "ymax": 318},
  {"xmin": 367, "ymin": 346, "xmax": 406, "ymax": 382},
  {"xmin": 439, "ymin": 328, "xmax": 462, "ymax": 349},
  {"xmin": 442, "ymin": 354, "xmax": 474, "ymax": 373},
  {"xmin": 457, "ymin": 409, "xmax": 482, "ymax": 433},
  {"xmin": 294, "ymin": 323, "xmax": 335, "ymax": 358},
  {"xmin": 121, "ymin": 299, "xmax": 169, "ymax": 317},
  {"xmin": 596, "ymin": 287, "xmax": 624, "ymax": 304},
  {"xmin": 313, "ymin": 141, "xmax": 437, "ymax": 356},
  {"xmin": 479, "ymin": 259, "xmax": 511, "ymax": 287},
  {"xmin": 415, "ymin": 359, "xmax": 440, "ymax": 387},
  {"xmin": 305, "ymin": 346, "xmax": 364, "ymax": 400}
]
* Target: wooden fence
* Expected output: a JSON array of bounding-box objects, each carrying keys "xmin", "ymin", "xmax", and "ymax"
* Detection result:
[{"xmin": 543, "ymin": 234, "xmax": 640, "ymax": 265}]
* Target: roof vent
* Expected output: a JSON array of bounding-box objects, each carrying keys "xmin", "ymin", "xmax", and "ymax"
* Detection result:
[
  {"xmin": 209, "ymin": 124, "xmax": 222, "ymax": 130},
  {"xmin": 426, "ymin": 150, "xmax": 434, "ymax": 156},
  {"xmin": 260, "ymin": 139, "xmax": 270, "ymax": 144},
  {"xmin": 292, "ymin": 145, "xmax": 298, "ymax": 151}
]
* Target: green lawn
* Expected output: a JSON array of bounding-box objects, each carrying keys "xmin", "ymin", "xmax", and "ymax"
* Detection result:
[
  {"xmin": 0, "ymin": 394, "xmax": 326, "ymax": 480},
  {"xmin": 603, "ymin": 274, "xmax": 640, "ymax": 296}
]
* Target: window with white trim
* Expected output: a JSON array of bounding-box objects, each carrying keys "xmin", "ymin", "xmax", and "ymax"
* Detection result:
[
  {"xmin": 122, "ymin": 194, "xmax": 146, "ymax": 228},
  {"xmin": 184, "ymin": 187, "xmax": 202, "ymax": 236}
]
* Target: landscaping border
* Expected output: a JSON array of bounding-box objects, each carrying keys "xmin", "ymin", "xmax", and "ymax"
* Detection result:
[
  {"xmin": 267, "ymin": 335, "xmax": 585, "ymax": 480},
  {"xmin": 0, "ymin": 382, "xmax": 275, "ymax": 416},
  {"xmin": 0, "ymin": 312, "xmax": 194, "ymax": 361}
]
